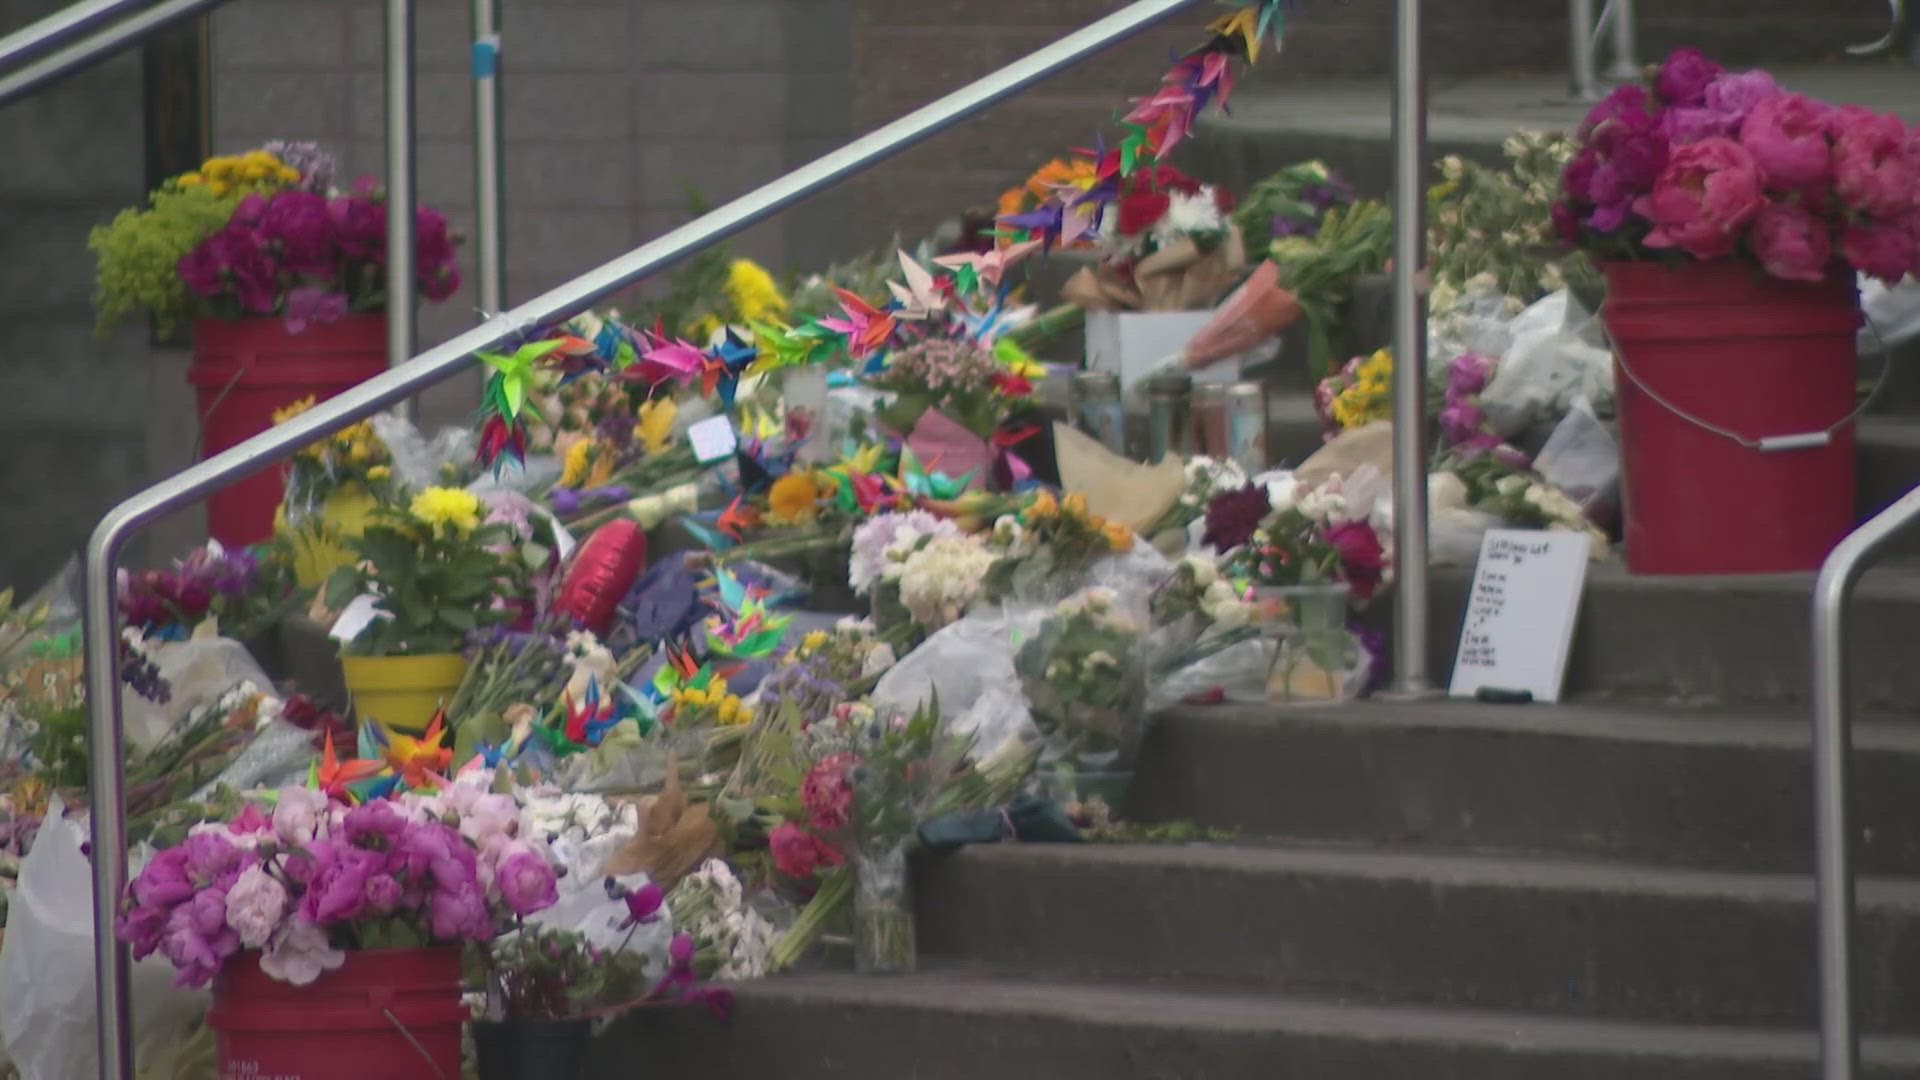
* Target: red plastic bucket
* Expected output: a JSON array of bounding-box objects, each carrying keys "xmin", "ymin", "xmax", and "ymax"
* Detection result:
[
  {"xmin": 189, "ymin": 314, "xmax": 387, "ymax": 548},
  {"xmin": 1601, "ymin": 260, "xmax": 1861, "ymax": 574},
  {"xmin": 208, "ymin": 945, "xmax": 466, "ymax": 1079}
]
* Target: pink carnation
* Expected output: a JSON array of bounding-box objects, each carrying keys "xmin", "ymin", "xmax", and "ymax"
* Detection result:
[
  {"xmin": 1832, "ymin": 108, "xmax": 1916, "ymax": 219},
  {"xmin": 1841, "ymin": 222, "xmax": 1916, "ymax": 284},
  {"xmin": 1637, "ymin": 137, "xmax": 1767, "ymax": 261},
  {"xmin": 1748, "ymin": 202, "xmax": 1833, "ymax": 282},
  {"xmin": 1740, "ymin": 93, "xmax": 1833, "ymax": 191}
]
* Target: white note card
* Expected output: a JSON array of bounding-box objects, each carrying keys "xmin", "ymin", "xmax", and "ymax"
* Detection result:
[
  {"xmin": 328, "ymin": 593, "xmax": 391, "ymax": 644},
  {"xmin": 1448, "ymin": 529, "xmax": 1592, "ymax": 703},
  {"xmin": 687, "ymin": 415, "xmax": 738, "ymax": 464}
]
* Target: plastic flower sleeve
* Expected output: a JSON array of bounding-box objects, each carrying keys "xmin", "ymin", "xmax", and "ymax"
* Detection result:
[
  {"xmin": 371, "ymin": 414, "xmax": 481, "ymax": 490},
  {"xmin": 1, "ymin": 798, "xmax": 208, "ymax": 1080},
  {"xmin": 1532, "ymin": 395, "xmax": 1621, "ymax": 527},
  {"xmin": 870, "ymin": 604, "xmax": 1047, "ymax": 757},
  {"xmin": 1479, "ymin": 291, "xmax": 1615, "ymax": 438},
  {"xmin": 1013, "ymin": 587, "xmax": 1152, "ymax": 779}
]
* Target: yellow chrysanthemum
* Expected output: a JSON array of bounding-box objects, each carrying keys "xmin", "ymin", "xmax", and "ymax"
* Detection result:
[
  {"xmin": 799, "ymin": 629, "xmax": 830, "ymax": 655},
  {"xmin": 766, "ymin": 472, "xmax": 823, "ymax": 526},
  {"xmin": 366, "ymin": 465, "xmax": 392, "ymax": 482},
  {"xmin": 409, "ymin": 486, "xmax": 482, "ymax": 535},
  {"xmin": 559, "ymin": 439, "xmax": 592, "ymax": 487},
  {"xmin": 176, "ymin": 172, "xmax": 205, "ymax": 188},
  {"xmin": 724, "ymin": 259, "xmax": 787, "ymax": 323}
]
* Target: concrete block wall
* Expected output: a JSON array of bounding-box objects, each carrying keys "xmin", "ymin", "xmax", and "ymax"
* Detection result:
[{"xmin": 841, "ymin": 0, "xmax": 1895, "ymax": 251}]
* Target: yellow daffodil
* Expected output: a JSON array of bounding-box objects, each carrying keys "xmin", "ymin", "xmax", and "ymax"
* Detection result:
[{"xmin": 409, "ymin": 486, "xmax": 482, "ymax": 535}]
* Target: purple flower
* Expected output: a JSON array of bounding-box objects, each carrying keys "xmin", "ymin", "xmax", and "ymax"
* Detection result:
[
  {"xmin": 342, "ymin": 800, "xmax": 407, "ymax": 845},
  {"xmin": 1446, "ymin": 353, "xmax": 1496, "ymax": 398},
  {"xmin": 181, "ymin": 831, "xmax": 249, "ymax": 890},
  {"xmin": 613, "ymin": 879, "xmax": 665, "ymax": 928},
  {"xmin": 182, "ymin": 225, "xmax": 281, "ymax": 313},
  {"xmin": 1202, "ymin": 483, "xmax": 1274, "ymax": 552},
  {"xmin": 415, "ymin": 206, "xmax": 461, "ymax": 301},
  {"xmin": 284, "ymin": 286, "xmax": 348, "ymax": 335},
  {"xmin": 160, "ymin": 889, "xmax": 240, "ymax": 988},
  {"xmin": 1655, "ymin": 47, "xmax": 1723, "ymax": 105},
  {"xmin": 1662, "ymin": 70, "xmax": 1782, "ymax": 145},
  {"xmin": 363, "ymin": 873, "xmax": 404, "ymax": 915},
  {"xmin": 263, "ymin": 140, "xmax": 337, "ymax": 194},
  {"xmin": 258, "ymin": 190, "xmax": 337, "ymax": 276},
  {"xmin": 131, "ymin": 847, "xmax": 196, "ymax": 908},
  {"xmin": 1439, "ymin": 400, "xmax": 1488, "ymax": 447},
  {"xmin": 302, "ymin": 842, "xmax": 383, "ymax": 926}
]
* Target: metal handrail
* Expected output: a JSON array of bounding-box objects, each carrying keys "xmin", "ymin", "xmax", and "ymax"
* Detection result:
[
  {"xmin": 1811, "ymin": 483, "xmax": 1920, "ymax": 1080},
  {"xmin": 1567, "ymin": 0, "xmax": 1638, "ymax": 102},
  {"xmin": 0, "ymin": 0, "xmax": 150, "ymax": 75},
  {"xmin": 0, "ymin": 0, "xmax": 229, "ymax": 107},
  {"xmin": 79, "ymin": 0, "xmax": 1209, "ymax": 1073}
]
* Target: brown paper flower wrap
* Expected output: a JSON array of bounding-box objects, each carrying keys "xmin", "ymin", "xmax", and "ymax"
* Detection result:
[{"xmin": 1061, "ymin": 226, "xmax": 1248, "ymax": 313}]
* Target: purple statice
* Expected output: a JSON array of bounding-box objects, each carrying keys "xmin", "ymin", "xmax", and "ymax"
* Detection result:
[
  {"xmin": 120, "ymin": 643, "xmax": 172, "ymax": 703},
  {"xmin": 263, "ymin": 140, "xmax": 338, "ymax": 194},
  {"xmin": 760, "ymin": 654, "xmax": 846, "ymax": 725}
]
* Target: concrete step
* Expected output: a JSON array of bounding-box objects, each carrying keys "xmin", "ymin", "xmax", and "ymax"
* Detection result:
[
  {"xmin": 911, "ymin": 841, "xmax": 1920, "ymax": 1033},
  {"xmin": 1381, "ymin": 562, "xmax": 1920, "ymax": 709},
  {"xmin": 597, "ymin": 968, "xmax": 1920, "ymax": 1079},
  {"xmin": 1130, "ymin": 700, "xmax": 1920, "ymax": 874}
]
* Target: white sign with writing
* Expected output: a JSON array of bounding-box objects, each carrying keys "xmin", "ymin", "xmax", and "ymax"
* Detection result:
[
  {"xmin": 1448, "ymin": 529, "xmax": 1592, "ymax": 703},
  {"xmin": 687, "ymin": 415, "xmax": 739, "ymax": 464}
]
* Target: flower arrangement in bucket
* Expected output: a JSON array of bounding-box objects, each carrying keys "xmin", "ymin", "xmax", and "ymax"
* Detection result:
[
  {"xmin": 1553, "ymin": 50, "xmax": 1918, "ymax": 572},
  {"xmin": 89, "ymin": 140, "xmax": 462, "ymax": 546},
  {"xmin": 325, "ymin": 486, "xmax": 527, "ymax": 732},
  {"xmin": 115, "ymin": 786, "xmax": 560, "ymax": 1078}
]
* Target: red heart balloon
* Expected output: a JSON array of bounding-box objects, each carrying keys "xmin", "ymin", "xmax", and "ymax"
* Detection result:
[{"xmin": 554, "ymin": 519, "xmax": 648, "ymax": 634}]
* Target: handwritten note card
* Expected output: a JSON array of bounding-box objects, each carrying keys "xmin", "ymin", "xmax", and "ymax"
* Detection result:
[
  {"xmin": 1448, "ymin": 529, "xmax": 1592, "ymax": 703},
  {"xmin": 687, "ymin": 415, "xmax": 739, "ymax": 465}
]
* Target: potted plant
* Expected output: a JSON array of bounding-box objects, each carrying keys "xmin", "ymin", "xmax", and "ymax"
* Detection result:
[
  {"xmin": 1554, "ymin": 50, "xmax": 1919, "ymax": 573},
  {"xmin": 325, "ymin": 486, "xmax": 526, "ymax": 732},
  {"xmin": 88, "ymin": 140, "xmax": 462, "ymax": 547},
  {"xmin": 471, "ymin": 924, "xmax": 652, "ymax": 1079},
  {"xmin": 114, "ymin": 784, "xmax": 561, "ymax": 1078},
  {"xmin": 270, "ymin": 395, "xmax": 396, "ymax": 590}
]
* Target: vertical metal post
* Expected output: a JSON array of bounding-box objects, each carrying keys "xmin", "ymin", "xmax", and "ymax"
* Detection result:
[
  {"xmin": 1568, "ymin": 0, "xmax": 1598, "ymax": 101},
  {"xmin": 1602, "ymin": 0, "xmax": 1638, "ymax": 80},
  {"xmin": 471, "ymin": 0, "xmax": 504, "ymax": 315},
  {"xmin": 1812, "ymin": 558, "xmax": 1860, "ymax": 1080},
  {"xmin": 84, "ymin": 541, "xmax": 133, "ymax": 1080},
  {"xmin": 1387, "ymin": 0, "xmax": 1433, "ymax": 698},
  {"xmin": 386, "ymin": 0, "xmax": 419, "ymax": 419}
]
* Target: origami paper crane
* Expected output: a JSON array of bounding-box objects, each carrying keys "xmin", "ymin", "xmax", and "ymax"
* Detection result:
[
  {"xmin": 897, "ymin": 445, "xmax": 976, "ymax": 500},
  {"xmin": 633, "ymin": 335, "xmax": 708, "ymax": 388},
  {"xmin": 818, "ymin": 287, "xmax": 897, "ymax": 360},
  {"xmin": 934, "ymin": 239, "xmax": 1042, "ymax": 295},
  {"xmin": 701, "ymin": 329, "xmax": 758, "ymax": 408},
  {"xmin": 313, "ymin": 728, "xmax": 383, "ymax": 802},
  {"xmin": 379, "ymin": 710, "xmax": 455, "ymax": 790},
  {"xmin": 477, "ymin": 338, "xmax": 567, "ymax": 421},
  {"xmin": 562, "ymin": 677, "xmax": 626, "ymax": 746},
  {"xmin": 887, "ymin": 250, "xmax": 950, "ymax": 319}
]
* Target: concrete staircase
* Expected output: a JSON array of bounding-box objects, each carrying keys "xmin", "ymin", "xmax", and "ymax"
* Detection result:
[{"xmin": 583, "ymin": 556, "xmax": 1920, "ymax": 1078}]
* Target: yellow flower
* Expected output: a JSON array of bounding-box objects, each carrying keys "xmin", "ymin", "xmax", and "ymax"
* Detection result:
[
  {"xmin": 724, "ymin": 259, "xmax": 787, "ymax": 323},
  {"xmin": 637, "ymin": 398, "xmax": 676, "ymax": 455},
  {"xmin": 559, "ymin": 439, "xmax": 591, "ymax": 487},
  {"xmin": 766, "ymin": 472, "xmax": 822, "ymax": 526},
  {"xmin": 689, "ymin": 313, "xmax": 723, "ymax": 343},
  {"xmin": 1062, "ymin": 492, "xmax": 1090, "ymax": 521},
  {"xmin": 409, "ymin": 486, "xmax": 482, "ymax": 535},
  {"xmin": 1026, "ymin": 489, "xmax": 1057, "ymax": 520},
  {"xmin": 800, "ymin": 630, "xmax": 830, "ymax": 655},
  {"xmin": 1102, "ymin": 521, "xmax": 1135, "ymax": 552},
  {"xmin": 272, "ymin": 396, "xmax": 318, "ymax": 424},
  {"xmin": 367, "ymin": 465, "xmax": 392, "ymax": 482},
  {"xmin": 176, "ymin": 172, "xmax": 205, "ymax": 188}
]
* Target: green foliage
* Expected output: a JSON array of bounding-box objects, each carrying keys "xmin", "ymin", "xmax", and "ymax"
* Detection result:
[
  {"xmin": 88, "ymin": 184, "xmax": 241, "ymax": 336},
  {"xmin": 485, "ymin": 925, "xmax": 653, "ymax": 1020},
  {"xmin": 325, "ymin": 503, "xmax": 525, "ymax": 656},
  {"xmin": 1427, "ymin": 131, "xmax": 1601, "ymax": 305},
  {"xmin": 1269, "ymin": 200, "xmax": 1394, "ymax": 380}
]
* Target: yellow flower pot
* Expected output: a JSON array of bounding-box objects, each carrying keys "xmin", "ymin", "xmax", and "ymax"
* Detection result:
[
  {"xmin": 340, "ymin": 652, "xmax": 468, "ymax": 734},
  {"xmin": 277, "ymin": 484, "xmax": 381, "ymax": 589}
]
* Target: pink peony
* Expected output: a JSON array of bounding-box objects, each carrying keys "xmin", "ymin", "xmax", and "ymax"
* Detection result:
[
  {"xmin": 1439, "ymin": 400, "xmax": 1489, "ymax": 447},
  {"xmin": 1841, "ymin": 222, "xmax": 1916, "ymax": 284},
  {"xmin": 327, "ymin": 195, "xmax": 387, "ymax": 262},
  {"xmin": 1748, "ymin": 201, "xmax": 1833, "ymax": 282},
  {"xmin": 259, "ymin": 915, "xmax": 344, "ymax": 986},
  {"xmin": 160, "ymin": 889, "xmax": 241, "ymax": 988},
  {"xmin": 224, "ymin": 864, "xmax": 288, "ymax": 949},
  {"xmin": 492, "ymin": 841, "xmax": 559, "ymax": 917},
  {"xmin": 1637, "ymin": 138, "xmax": 1767, "ymax": 260},
  {"xmin": 1655, "ymin": 47, "xmax": 1724, "ymax": 105},
  {"xmin": 1662, "ymin": 70, "xmax": 1782, "ymax": 144},
  {"xmin": 258, "ymin": 190, "xmax": 337, "ymax": 276},
  {"xmin": 1446, "ymin": 353, "xmax": 1497, "ymax": 398},
  {"xmin": 283, "ymin": 286, "xmax": 347, "ymax": 335},
  {"xmin": 769, "ymin": 822, "xmax": 842, "ymax": 880},
  {"xmin": 428, "ymin": 882, "xmax": 491, "ymax": 940},
  {"xmin": 1740, "ymin": 93, "xmax": 1833, "ymax": 191},
  {"xmin": 272, "ymin": 786, "xmax": 330, "ymax": 844},
  {"xmin": 1832, "ymin": 108, "xmax": 1916, "ymax": 219},
  {"xmin": 801, "ymin": 753, "xmax": 858, "ymax": 834}
]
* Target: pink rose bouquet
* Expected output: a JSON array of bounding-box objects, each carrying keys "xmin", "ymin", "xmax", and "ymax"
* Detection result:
[
  {"xmin": 116, "ymin": 784, "xmax": 557, "ymax": 988},
  {"xmin": 1557, "ymin": 48, "xmax": 1920, "ymax": 285}
]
